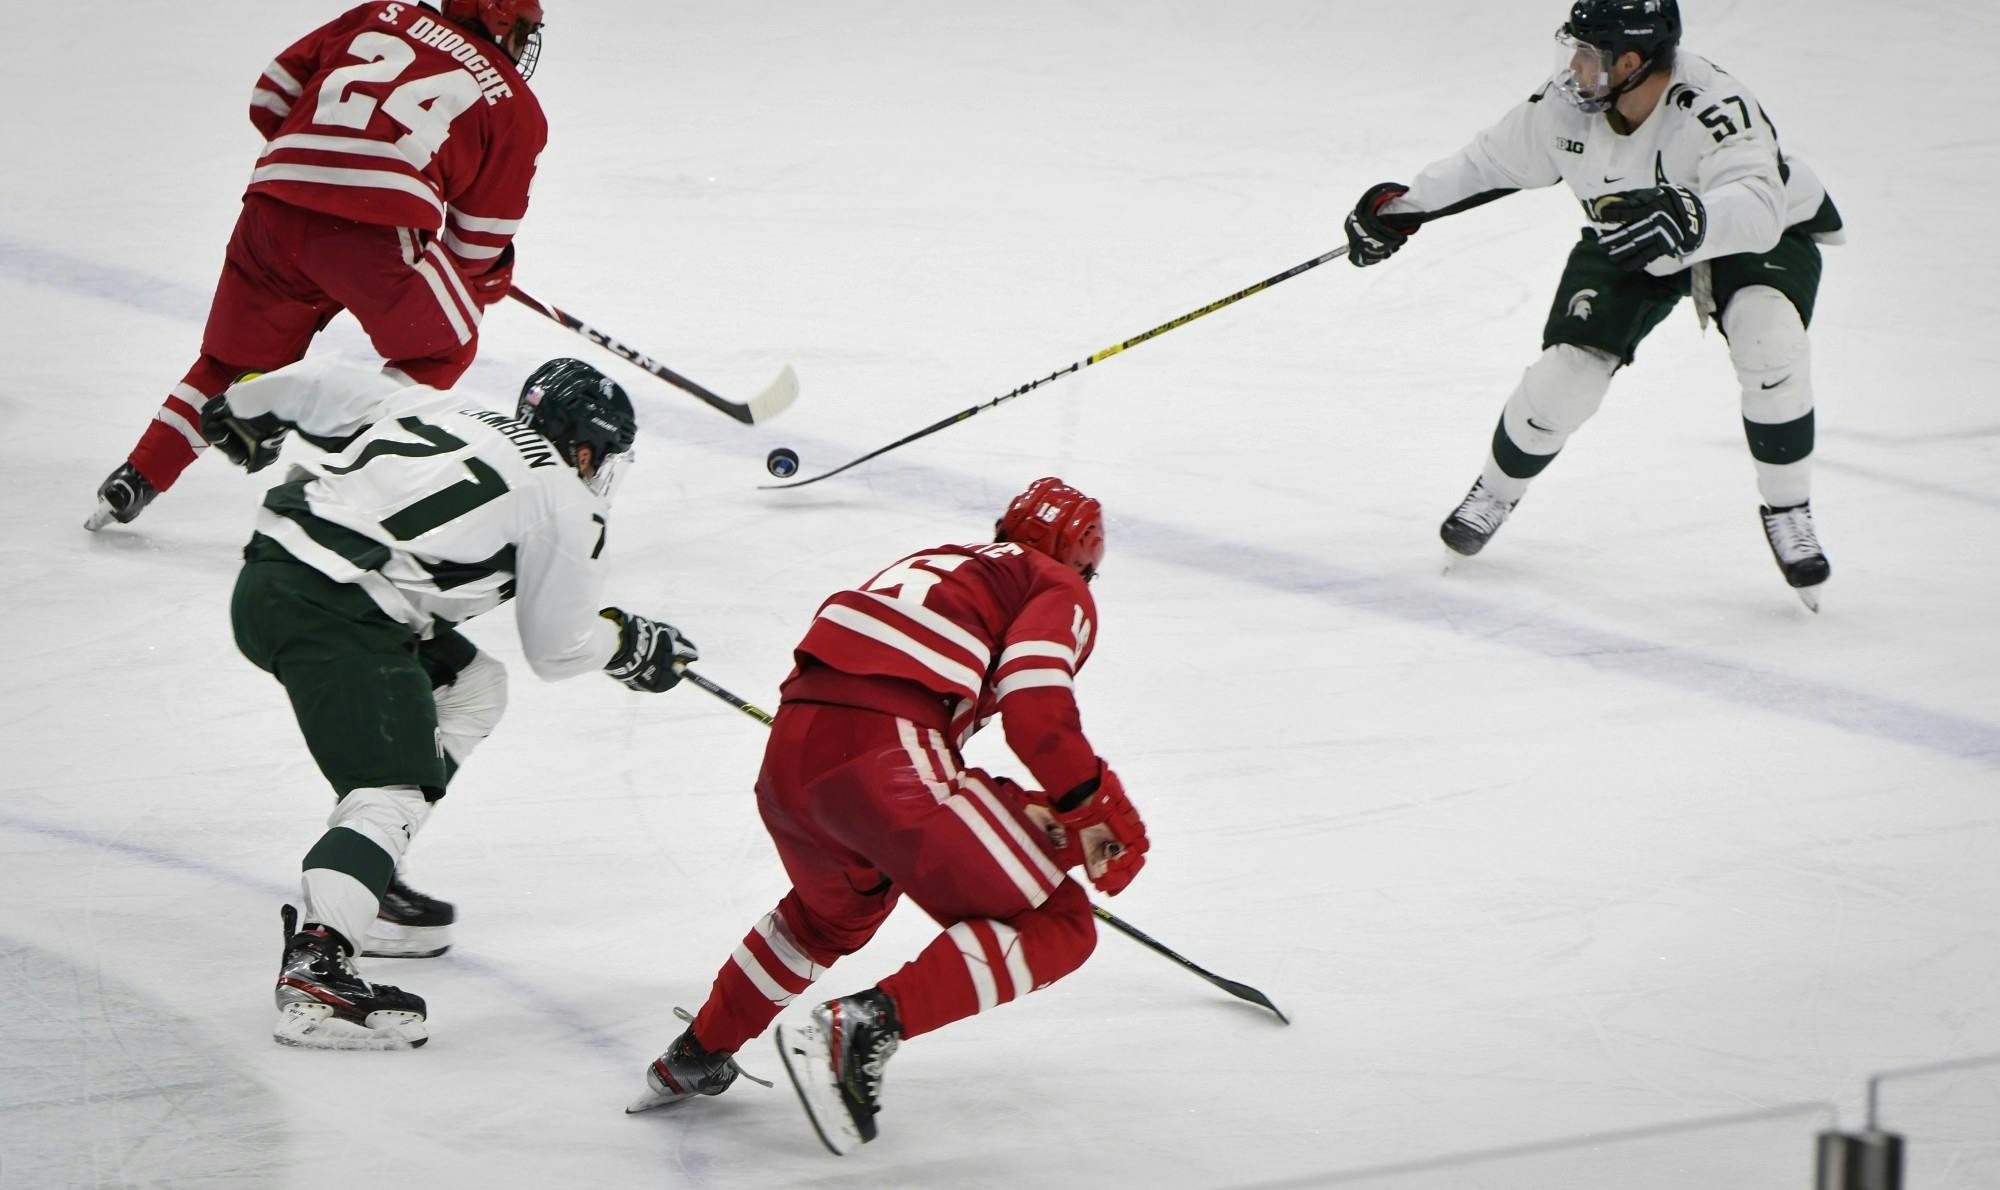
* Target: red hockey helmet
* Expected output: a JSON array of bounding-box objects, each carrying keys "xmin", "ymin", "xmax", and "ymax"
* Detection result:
[
  {"xmin": 997, "ymin": 477, "xmax": 1106, "ymax": 580},
  {"xmin": 441, "ymin": 0, "xmax": 545, "ymax": 74}
]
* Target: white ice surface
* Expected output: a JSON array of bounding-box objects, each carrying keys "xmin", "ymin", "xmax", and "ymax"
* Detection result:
[{"xmin": 4, "ymin": 2, "xmax": 1999, "ymax": 1187}]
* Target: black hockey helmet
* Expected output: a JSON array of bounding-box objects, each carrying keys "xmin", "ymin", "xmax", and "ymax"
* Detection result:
[
  {"xmin": 1556, "ymin": 0, "xmax": 1680, "ymax": 112},
  {"xmin": 1563, "ymin": 0, "xmax": 1680, "ymax": 61},
  {"xmin": 517, "ymin": 358, "xmax": 637, "ymax": 469}
]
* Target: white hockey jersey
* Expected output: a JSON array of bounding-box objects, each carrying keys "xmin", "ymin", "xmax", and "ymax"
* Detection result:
[
  {"xmin": 1390, "ymin": 53, "xmax": 1838, "ymax": 276},
  {"xmin": 230, "ymin": 358, "xmax": 621, "ymax": 680}
]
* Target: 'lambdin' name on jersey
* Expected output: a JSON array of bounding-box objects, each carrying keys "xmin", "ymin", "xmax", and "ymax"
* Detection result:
[
  {"xmin": 390, "ymin": 6, "xmax": 517, "ymax": 106},
  {"xmin": 464, "ymin": 408, "xmax": 560, "ymax": 468}
]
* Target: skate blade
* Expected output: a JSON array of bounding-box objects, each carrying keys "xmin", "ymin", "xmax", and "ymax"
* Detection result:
[
  {"xmin": 273, "ymin": 1002, "xmax": 428, "ymax": 1051},
  {"xmin": 625, "ymin": 1084, "xmax": 693, "ymax": 1114},
  {"xmin": 1795, "ymin": 585, "xmax": 1822, "ymax": 613},
  {"xmin": 84, "ymin": 502, "xmax": 118, "ymax": 532},
  {"xmin": 774, "ymin": 1023, "xmax": 862, "ymax": 1156},
  {"xmin": 361, "ymin": 921, "xmax": 452, "ymax": 958}
]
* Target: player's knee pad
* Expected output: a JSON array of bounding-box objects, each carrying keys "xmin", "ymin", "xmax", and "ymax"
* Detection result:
[
  {"xmin": 433, "ymin": 650, "xmax": 507, "ymax": 766},
  {"xmin": 1007, "ymin": 878, "xmax": 1097, "ymax": 989},
  {"xmin": 1500, "ymin": 344, "xmax": 1619, "ymax": 455},
  {"xmin": 778, "ymin": 889, "xmax": 889, "ymax": 959},
  {"xmin": 327, "ymin": 784, "xmax": 428, "ymax": 865},
  {"xmin": 1724, "ymin": 286, "xmax": 1813, "ymax": 425}
]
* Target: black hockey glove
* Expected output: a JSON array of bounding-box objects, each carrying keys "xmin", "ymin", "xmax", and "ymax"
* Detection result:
[
  {"xmin": 1587, "ymin": 185, "xmax": 1706, "ymax": 272},
  {"xmin": 1345, "ymin": 182, "xmax": 1417, "ymax": 267},
  {"xmin": 199, "ymin": 394, "xmax": 291, "ymax": 473},
  {"xmin": 600, "ymin": 608, "xmax": 699, "ymax": 693}
]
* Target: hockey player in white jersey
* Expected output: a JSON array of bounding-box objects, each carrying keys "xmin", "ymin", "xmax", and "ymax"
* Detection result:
[
  {"xmin": 1344, "ymin": 0, "xmax": 1842, "ymax": 609},
  {"xmin": 204, "ymin": 355, "xmax": 699, "ymax": 1049}
]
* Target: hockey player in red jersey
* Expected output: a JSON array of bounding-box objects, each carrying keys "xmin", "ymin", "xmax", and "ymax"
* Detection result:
[
  {"xmin": 88, "ymin": 0, "xmax": 548, "ymax": 531},
  {"xmin": 626, "ymin": 478, "xmax": 1149, "ymax": 1154}
]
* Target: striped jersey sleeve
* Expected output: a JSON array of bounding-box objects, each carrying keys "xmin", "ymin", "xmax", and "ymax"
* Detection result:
[
  {"xmin": 248, "ymin": 23, "xmax": 320, "ymax": 140},
  {"xmin": 989, "ymin": 581, "xmax": 1100, "ymax": 798}
]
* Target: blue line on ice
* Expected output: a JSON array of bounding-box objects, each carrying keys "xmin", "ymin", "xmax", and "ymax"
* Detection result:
[{"xmin": 9, "ymin": 239, "xmax": 1996, "ymax": 769}]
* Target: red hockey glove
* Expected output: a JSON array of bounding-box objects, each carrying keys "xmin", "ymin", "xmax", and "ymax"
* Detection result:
[
  {"xmin": 1049, "ymin": 764, "xmax": 1148, "ymax": 895},
  {"xmin": 464, "ymin": 243, "xmax": 517, "ymax": 309}
]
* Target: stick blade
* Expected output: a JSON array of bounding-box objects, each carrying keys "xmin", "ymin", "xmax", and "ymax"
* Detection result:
[
  {"xmin": 1211, "ymin": 977, "xmax": 1291, "ymax": 1025},
  {"xmin": 746, "ymin": 364, "xmax": 800, "ymax": 424}
]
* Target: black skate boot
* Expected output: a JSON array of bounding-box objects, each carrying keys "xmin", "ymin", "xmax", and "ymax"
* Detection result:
[
  {"xmin": 1759, "ymin": 501, "xmax": 1830, "ymax": 611},
  {"xmin": 775, "ymin": 987, "xmax": 902, "ymax": 1155},
  {"xmin": 1440, "ymin": 479, "xmax": 1518, "ymax": 559},
  {"xmin": 362, "ymin": 875, "xmax": 455, "ymax": 958},
  {"xmin": 274, "ymin": 905, "xmax": 428, "ymax": 1050},
  {"xmin": 84, "ymin": 462, "xmax": 158, "ymax": 531},
  {"xmin": 626, "ymin": 1012, "xmax": 775, "ymax": 1114}
]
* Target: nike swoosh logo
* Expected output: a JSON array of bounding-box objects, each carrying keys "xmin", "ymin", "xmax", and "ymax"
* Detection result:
[
  {"xmin": 1526, "ymin": 418, "xmax": 1556, "ymax": 432},
  {"xmin": 1763, "ymin": 262, "xmax": 1788, "ymax": 271},
  {"xmin": 1603, "ymin": 176, "xmax": 1624, "ymax": 184},
  {"xmin": 1760, "ymin": 377, "xmax": 1791, "ymax": 390}
]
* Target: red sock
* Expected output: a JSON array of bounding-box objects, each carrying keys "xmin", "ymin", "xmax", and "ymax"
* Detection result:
[
  {"xmin": 125, "ymin": 358, "xmax": 243, "ymax": 490},
  {"xmin": 127, "ymin": 389, "xmax": 207, "ymax": 490},
  {"xmin": 690, "ymin": 901, "xmax": 835, "ymax": 1054}
]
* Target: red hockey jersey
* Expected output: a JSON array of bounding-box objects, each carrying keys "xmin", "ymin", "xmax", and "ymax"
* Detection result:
[
  {"xmin": 245, "ymin": 2, "xmax": 545, "ymax": 275},
  {"xmin": 788, "ymin": 542, "xmax": 1103, "ymax": 798}
]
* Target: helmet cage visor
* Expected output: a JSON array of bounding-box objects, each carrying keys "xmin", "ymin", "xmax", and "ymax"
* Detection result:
[
  {"xmin": 512, "ymin": 24, "xmax": 542, "ymax": 79},
  {"xmin": 1554, "ymin": 27, "xmax": 1619, "ymax": 113},
  {"xmin": 583, "ymin": 444, "xmax": 631, "ymax": 500}
]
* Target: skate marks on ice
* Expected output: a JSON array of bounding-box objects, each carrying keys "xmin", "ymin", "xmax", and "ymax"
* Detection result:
[
  {"xmin": 0, "ymin": 936, "xmax": 291, "ymax": 1188},
  {"xmin": 0, "ymin": 811, "xmax": 631, "ymax": 1057}
]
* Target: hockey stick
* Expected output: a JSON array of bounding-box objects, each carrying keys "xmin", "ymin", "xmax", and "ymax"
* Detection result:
[
  {"xmin": 678, "ymin": 672, "xmax": 1289, "ymax": 1023},
  {"xmin": 1093, "ymin": 904, "xmax": 1289, "ymax": 1024},
  {"xmin": 762, "ymin": 189, "xmax": 1514, "ymax": 488},
  {"xmin": 677, "ymin": 668, "xmax": 775, "ymax": 725},
  {"xmin": 507, "ymin": 287, "xmax": 799, "ymax": 425}
]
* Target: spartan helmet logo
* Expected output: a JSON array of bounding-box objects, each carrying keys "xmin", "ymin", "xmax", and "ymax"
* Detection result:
[{"xmin": 1567, "ymin": 288, "xmax": 1599, "ymax": 321}]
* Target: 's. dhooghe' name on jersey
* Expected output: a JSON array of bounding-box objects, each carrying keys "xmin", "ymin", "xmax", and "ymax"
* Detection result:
[{"xmin": 380, "ymin": 3, "xmax": 518, "ymax": 106}]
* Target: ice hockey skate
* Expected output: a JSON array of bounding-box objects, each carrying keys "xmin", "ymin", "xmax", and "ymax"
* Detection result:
[
  {"xmin": 273, "ymin": 905, "xmax": 428, "ymax": 1051},
  {"xmin": 627, "ymin": 1013, "xmax": 772, "ymax": 1113},
  {"xmin": 1440, "ymin": 479, "xmax": 1519, "ymax": 565},
  {"xmin": 84, "ymin": 462, "xmax": 158, "ymax": 531},
  {"xmin": 362, "ymin": 876, "xmax": 455, "ymax": 958},
  {"xmin": 775, "ymin": 988, "xmax": 902, "ymax": 1155},
  {"xmin": 1759, "ymin": 501, "xmax": 1830, "ymax": 611}
]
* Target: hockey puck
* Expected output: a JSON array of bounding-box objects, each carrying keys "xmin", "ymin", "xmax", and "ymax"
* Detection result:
[{"xmin": 765, "ymin": 447, "xmax": 800, "ymax": 479}]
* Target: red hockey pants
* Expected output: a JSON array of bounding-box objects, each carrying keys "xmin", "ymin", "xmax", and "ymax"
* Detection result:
[
  {"xmin": 689, "ymin": 702, "xmax": 1097, "ymax": 1053},
  {"xmin": 126, "ymin": 195, "xmax": 484, "ymax": 490}
]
